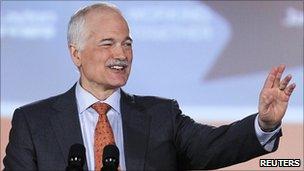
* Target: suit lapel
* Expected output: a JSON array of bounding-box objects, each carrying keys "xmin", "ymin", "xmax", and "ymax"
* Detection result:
[
  {"xmin": 121, "ymin": 90, "xmax": 151, "ymax": 171},
  {"xmin": 48, "ymin": 86, "xmax": 149, "ymax": 170},
  {"xmin": 49, "ymin": 84, "xmax": 87, "ymax": 169}
]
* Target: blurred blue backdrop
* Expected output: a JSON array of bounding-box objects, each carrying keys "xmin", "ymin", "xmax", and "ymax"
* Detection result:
[{"xmin": 1, "ymin": 1, "xmax": 303, "ymax": 122}]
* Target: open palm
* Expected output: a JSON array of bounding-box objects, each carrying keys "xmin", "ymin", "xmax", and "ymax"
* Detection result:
[{"xmin": 258, "ymin": 65, "xmax": 296, "ymax": 130}]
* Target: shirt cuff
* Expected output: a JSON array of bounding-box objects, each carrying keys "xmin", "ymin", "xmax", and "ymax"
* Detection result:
[{"xmin": 254, "ymin": 115, "xmax": 281, "ymax": 151}]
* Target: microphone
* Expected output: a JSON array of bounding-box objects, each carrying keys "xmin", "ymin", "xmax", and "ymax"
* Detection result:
[
  {"xmin": 66, "ymin": 143, "xmax": 86, "ymax": 171},
  {"xmin": 101, "ymin": 144, "xmax": 120, "ymax": 171}
]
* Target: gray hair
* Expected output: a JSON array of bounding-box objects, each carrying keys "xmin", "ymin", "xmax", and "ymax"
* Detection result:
[{"xmin": 67, "ymin": 2, "xmax": 121, "ymax": 50}]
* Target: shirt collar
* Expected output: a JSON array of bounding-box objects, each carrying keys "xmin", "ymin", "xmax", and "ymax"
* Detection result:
[{"xmin": 75, "ymin": 81, "xmax": 121, "ymax": 115}]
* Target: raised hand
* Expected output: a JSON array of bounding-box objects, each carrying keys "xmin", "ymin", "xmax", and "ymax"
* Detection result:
[{"xmin": 258, "ymin": 65, "xmax": 296, "ymax": 131}]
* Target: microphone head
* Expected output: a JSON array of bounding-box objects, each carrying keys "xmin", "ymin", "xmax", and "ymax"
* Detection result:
[
  {"xmin": 102, "ymin": 144, "xmax": 119, "ymax": 169},
  {"xmin": 68, "ymin": 143, "xmax": 86, "ymax": 167}
]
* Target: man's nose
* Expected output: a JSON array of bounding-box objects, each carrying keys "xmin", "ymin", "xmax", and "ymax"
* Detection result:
[{"xmin": 113, "ymin": 45, "xmax": 126, "ymax": 60}]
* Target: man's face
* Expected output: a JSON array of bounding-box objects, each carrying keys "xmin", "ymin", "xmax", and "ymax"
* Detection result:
[{"xmin": 74, "ymin": 9, "xmax": 133, "ymax": 91}]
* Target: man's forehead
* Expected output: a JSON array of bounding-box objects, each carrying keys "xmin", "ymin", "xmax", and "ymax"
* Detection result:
[{"xmin": 86, "ymin": 20, "xmax": 130, "ymax": 42}]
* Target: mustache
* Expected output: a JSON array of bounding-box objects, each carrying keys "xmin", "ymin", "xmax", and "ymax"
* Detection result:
[{"xmin": 106, "ymin": 59, "xmax": 129, "ymax": 67}]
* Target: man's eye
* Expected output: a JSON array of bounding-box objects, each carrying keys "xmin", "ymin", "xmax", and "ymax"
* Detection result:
[
  {"xmin": 124, "ymin": 42, "xmax": 132, "ymax": 47},
  {"xmin": 102, "ymin": 43, "xmax": 113, "ymax": 46}
]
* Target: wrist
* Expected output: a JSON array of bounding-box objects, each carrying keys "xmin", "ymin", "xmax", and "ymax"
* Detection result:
[{"xmin": 258, "ymin": 116, "xmax": 281, "ymax": 132}]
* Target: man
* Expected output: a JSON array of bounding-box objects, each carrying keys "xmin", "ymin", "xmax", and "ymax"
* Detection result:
[{"xmin": 3, "ymin": 2, "xmax": 296, "ymax": 171}]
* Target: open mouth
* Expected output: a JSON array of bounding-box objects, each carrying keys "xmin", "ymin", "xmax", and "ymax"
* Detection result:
[
  {"xmin": 109, "ymin": 65, "xmax": 125, "ymax": 71},
  {"xmin": 106, "ymin": 59, "xmax": 129, "ymax": 71}
]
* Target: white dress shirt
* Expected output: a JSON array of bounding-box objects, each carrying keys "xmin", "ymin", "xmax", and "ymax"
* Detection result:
[
  {"xmin": 75, "ymin": 82, "xmax": 280, "ymax": 170},
  {"xmin": 254, "ymin": 116, "xmax": 281, "ymax": 151},
  {"xmin": 75, "ymin": 82, "xmax": 126, "ymax": 171}
]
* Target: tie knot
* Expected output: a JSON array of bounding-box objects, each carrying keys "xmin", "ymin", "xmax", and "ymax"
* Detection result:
[{"xmin": 92, "ymin": 102, "xmax": 111, "ymax": 115}]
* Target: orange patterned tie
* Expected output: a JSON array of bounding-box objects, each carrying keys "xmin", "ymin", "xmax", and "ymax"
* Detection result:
[{"xmin": 92, "ymin": 102, "xmax": 115, "ymax": 171}]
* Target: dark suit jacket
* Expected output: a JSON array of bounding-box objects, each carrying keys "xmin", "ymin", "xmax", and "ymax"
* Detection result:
[{"xmin": 3, "ymin": 84, "xmax": 281, "ymax": 170}]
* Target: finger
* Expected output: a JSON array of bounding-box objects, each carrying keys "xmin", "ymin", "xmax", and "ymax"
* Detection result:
[
  {"xmin": 284, "ymin": 83, "xmax": 296, "ymax": 96},
  {"xmin": 274, "ymin": 64, "xmax": 286, "ymax": 87},
  {"xmin": 279, "ymin": 74, "xmax": 292, "ymax": 90},
  {"xmin": 263, "ymin": 67, "xmax": 277, "ymax": 89}
]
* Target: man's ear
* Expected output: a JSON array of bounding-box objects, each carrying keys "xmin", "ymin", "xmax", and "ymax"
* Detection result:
[{"xmin": 69, "ymin": 44, "xmax": 82, "ymax": 67}]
